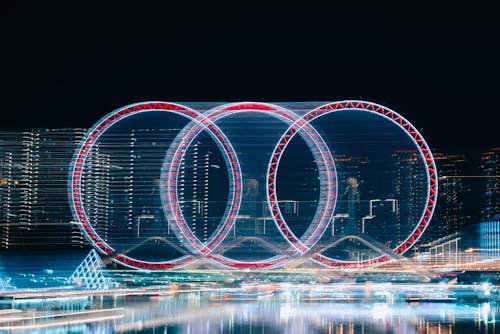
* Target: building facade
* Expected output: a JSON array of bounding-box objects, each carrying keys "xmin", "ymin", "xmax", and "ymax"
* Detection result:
[
  {"xmin": 480, "ymin": 148, "xmax": 500, "ymax": 220},
  {"xmin": 0, "ymin": 129, "xmax": 86, "ymax": 249}
]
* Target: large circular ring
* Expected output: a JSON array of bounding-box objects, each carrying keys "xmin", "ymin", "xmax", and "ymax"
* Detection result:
[
  {"xmin": 272, "ymin": 101, "xmax": 437, "ymax": 268},
  {"xmin": 160, "ymin": 102, "xmax": 337, "ymax": 269},
  {"xmin": 69, "ymin": 102, "xmax": 242, "ymax": 270}
]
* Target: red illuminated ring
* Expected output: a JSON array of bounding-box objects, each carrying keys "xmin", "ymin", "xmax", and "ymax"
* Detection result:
[
  {"xmin": 161, "ymin": 102, "xmax": 337, "ymax": 269},
  {"xmin": 282, "ymin": 101, "xmax": 438, "ymax": 268},
  {"xmin": 160, "ymin": 108, "xmax": 243, "ymax": 255},
  {"xmin": 267, "ymin": 116, "xmax": 337, "ymax": 253},
  {"xmin": 68, "ymin": 101, "xmax": 241, "ymax": 270}
]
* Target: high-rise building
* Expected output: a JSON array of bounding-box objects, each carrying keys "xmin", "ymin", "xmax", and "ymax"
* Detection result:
[
  {"xmin": 0, "ymin": 129, "xmax": 86, "ymax": 249},
  {"xmin": 479, "ymin": 220, "xmax": 500, "ymax": 258},
  {"xmin": 480, "ymin": 148, "xmax": 500, "ymax": 220},
  {"xmin": 80, "ymin": 128, "xmax": 180, "ymax": 257},
  {"xmin": 422, "ymin": 149, "xmax": 498, "ymax": 244},
  {"xmin": 330, "ymin": 154, "xmax": 363, "ymax": 237},
  {"xmin": 178, "ymin": 141, "xmax": 212, "ymax": 242},
  {"xmin": 396, "ymin": 151, "xmax": 427, "ymax": 241},
  {"xmin": 0, "ymin": 127, "xmax": 231, "ymax": 253},
  {"xmin": 357, "ymin": 150, "xmax": 427, "ymax": 248},
  {"xmin": 177, "ymin": 138, "xmax": 228, "ymax": 243},
  {"xmin": 81, "ymin": 141, "xmax": 111, "ymax": 246},
  {"xmin": 426, "ymin": 153, "xmax": 468, "ymax": 242}
]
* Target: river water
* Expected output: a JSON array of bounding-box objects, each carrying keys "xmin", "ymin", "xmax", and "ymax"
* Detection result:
[{"xmin": 1, "ymin": 291, "xmax": 498, "ymax": 333}]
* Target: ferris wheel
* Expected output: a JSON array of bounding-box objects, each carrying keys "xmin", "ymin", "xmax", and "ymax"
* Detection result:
[{"xmin": 68, "ymin": 100, "xmax": 437, "ymax": 270}]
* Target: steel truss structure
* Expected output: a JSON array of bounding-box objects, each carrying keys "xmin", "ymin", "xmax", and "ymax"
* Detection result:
[
  {"xmin": 68, "ymin": 249, "xmax": 113, "ymax": 290},
  {"xmin": 69, "ymin": 101, "xmax": 438, "ymax": 270},
  {"xmin": 0, "ymin": 277, "xmax": 13, "ymax": 291}
]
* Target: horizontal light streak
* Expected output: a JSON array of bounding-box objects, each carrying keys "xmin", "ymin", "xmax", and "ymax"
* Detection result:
[{"xmin": 0, "ymin": 314, "xmax": 123, "ymax": 331}]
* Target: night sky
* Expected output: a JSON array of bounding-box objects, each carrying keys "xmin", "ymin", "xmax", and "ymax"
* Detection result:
[{"xmin": 2, "ymin": 3, "xmax": 499, "ymax": 152}]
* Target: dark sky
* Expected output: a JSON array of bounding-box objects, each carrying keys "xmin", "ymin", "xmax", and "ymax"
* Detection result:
[{"xmin": 2, "ymin": 3, "xmax": 499, "ymax": 152}]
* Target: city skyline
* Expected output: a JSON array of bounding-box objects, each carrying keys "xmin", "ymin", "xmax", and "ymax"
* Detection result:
[
  {"xmin": 1, "ymin": 5, "xmax": 499, "ymax": 332},
  {"xmin": 0, "ymin": 123, "xmax": 497, "ymax": 256}
]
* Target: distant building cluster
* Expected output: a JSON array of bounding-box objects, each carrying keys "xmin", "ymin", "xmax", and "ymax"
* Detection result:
[
  {"xmin": 0, "ymin": 129, "xmax": 85, "ymax": 249},
  {"xmin": 425, "ymin": 149, "xmax": 500, "ymax": 243},
  {"xmin": 0, "ymin": 128, "xmax": 498, "ymax": 255}
]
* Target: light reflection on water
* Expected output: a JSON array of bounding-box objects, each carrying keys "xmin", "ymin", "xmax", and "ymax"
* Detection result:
[{"xmin": 0, "ymin": 292, "xmax": 498, "ymax": 333}]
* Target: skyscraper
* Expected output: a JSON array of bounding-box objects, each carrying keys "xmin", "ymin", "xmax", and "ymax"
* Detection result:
[
  {"xmin": 423, "ymin": 151, "xmax": 490, "ymax": 243},
  {"xmin": 178, "ymin": 140, "xmax": 212, "ymax": 242},
  {"xmin": 0, "ymin": 129, "xmax": 86, "ymax": 249},
  {"xmin": 177, "ymin": 138, "xmax": 228, "ymax": 243},
  {"xmin": 480, "ymin": 148, "xmax": 500, "ymax": 220},
  {"xmin": 425, "ymin": 153, "xmax": 464, "ymax": 242}
]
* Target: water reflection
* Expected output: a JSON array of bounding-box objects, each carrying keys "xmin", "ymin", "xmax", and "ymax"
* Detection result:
[{"xmin": 1, "ymin": 292, "xmax": 498, "ymax": 333}]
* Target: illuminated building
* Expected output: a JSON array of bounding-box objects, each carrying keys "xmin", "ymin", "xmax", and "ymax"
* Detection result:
[
  {"xmin": 427, "ymin": 153, "xmax": 470, "ymax": 242},
  {"xmin": 178, "ymin": 139, "xmax": 228, "ymax": 243},
  {"xmin": 479, "ymin": 220, "xmax": 500, "ymax": 258},
  {"xmin": 329, "ymin": 154, "xmax": 363, "ymax": 237},
  {"xmin": 0, "ymin": 129, "xmax": 85, "ymax": 249},
  {"xmin": 80, "ymin": 140, "xmax": 111, "ymax": 245},
  {"xmin": 422, "ymin": 149, "xmax": 499, "ymax": 244},
  {"xmin": 480, "ymin": 148, "xmax": 500, "ymax": 220},
  {"xmin": 389, "ymin": 150, "xmax": 427, "ymax": 246}
]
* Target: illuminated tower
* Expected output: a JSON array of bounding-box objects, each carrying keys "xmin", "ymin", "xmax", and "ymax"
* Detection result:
[
  {"xmin": 0, "ymin": 150, "xmax": 14, "ymax": 249},
  {"xmin": 431, "ymin": 153, "xmax": 468, "ymax": 240},
  {"xmin": 345, "ymin": 177, "xmax": 360, "ymax": 235},
  {"xmin": 390, "ymin": 151, "xmax": 427, "ymax": 244},
  {"xmin": 0, "ymin": 129, "xmax": 85, "ymax": 249},
  {"xmin": 82, "ymin": 142, "xmax": 111, "ymax": 244},
  {"xmin": 178, "ymin": 141, "xmax": 212, "ymax": 242},
  {"xmin": 480, "ymin": 148, "xmax": 500, "ymax": 220},
  {"xmin": 19, "ymin": 131, "xmax": 40, "ymax": 232}
]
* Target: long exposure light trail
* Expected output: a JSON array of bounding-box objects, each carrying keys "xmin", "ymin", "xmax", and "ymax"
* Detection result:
[
  {"xmin": 0, "ymin": 307, "xmax": 123, "ymax": 323},
  {"xmin": 0, "ymin": 315, "xmax": 124, "ymax": 331}
]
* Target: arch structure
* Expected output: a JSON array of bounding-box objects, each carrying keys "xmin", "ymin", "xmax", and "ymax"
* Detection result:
[{"xmin": 69, "ymin": 101, "xmax": 437, "ymax": 270}]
